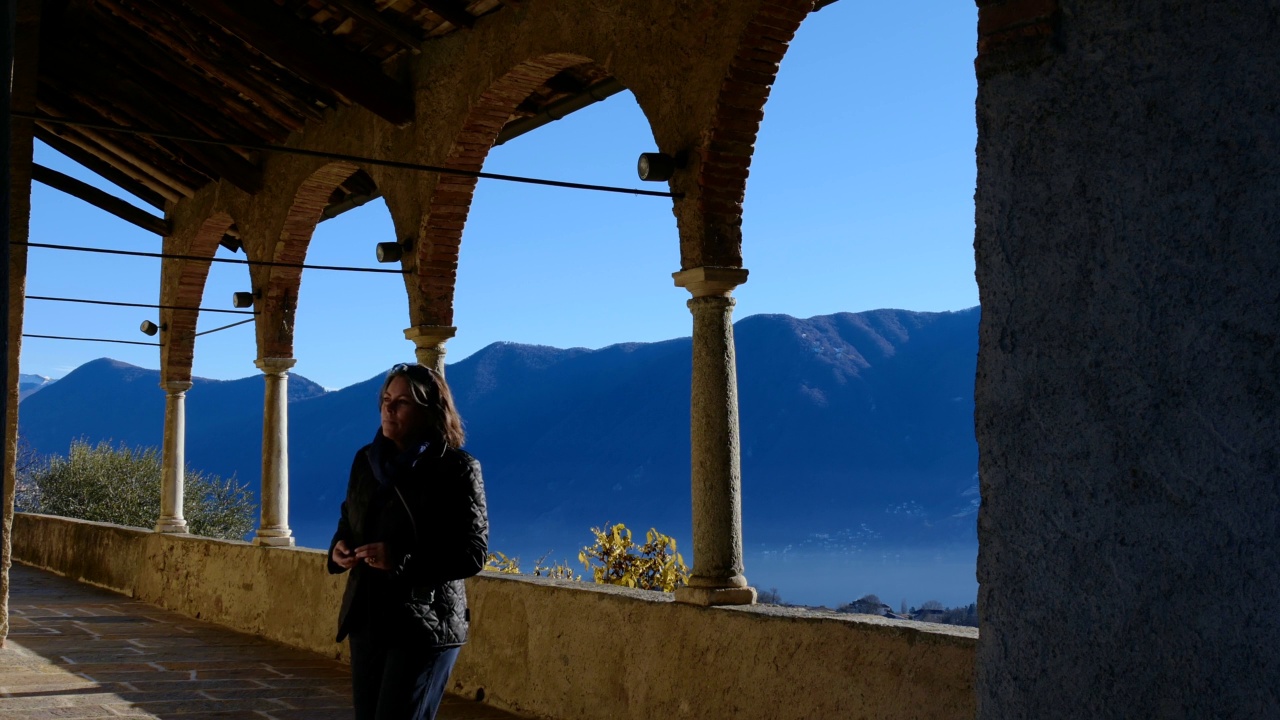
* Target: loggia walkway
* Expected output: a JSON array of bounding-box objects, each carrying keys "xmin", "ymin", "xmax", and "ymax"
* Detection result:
[{"xmin": 0, "ymin": 564, "xmax": 523, "ymax": 719}]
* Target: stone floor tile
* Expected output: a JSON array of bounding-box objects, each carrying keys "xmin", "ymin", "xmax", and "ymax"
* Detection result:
[
  {"xmin": 6, "ymin": 705, "xmax": 124, "ymax": 718},
  {"xmin": 131, "ymin": 707, "xmax": 263, "ymax": 712},
  {"xmin": 4, "ymin": 564, "xmax": 532, "ymax": 720},
  {"xmin": 250, "ymin": 678, "xmax": 343, "ymax": 692},
  {"xmin": 256, "ymin": 709, "xmax": 352, "ymax": 720}
]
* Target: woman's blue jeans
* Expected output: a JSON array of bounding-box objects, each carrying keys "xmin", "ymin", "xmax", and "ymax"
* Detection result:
[{"xmin": 349, "ymin": 631, "xmax": 461, "ymax": 720}]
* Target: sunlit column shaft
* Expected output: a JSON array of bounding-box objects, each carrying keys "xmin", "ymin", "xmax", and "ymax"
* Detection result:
[{"xmin": 254, "ymin": 357, "xmax": 295, "ymax": 546}]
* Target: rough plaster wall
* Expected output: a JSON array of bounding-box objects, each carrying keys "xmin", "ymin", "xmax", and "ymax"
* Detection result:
[{"xmin": 975, "ymin": 2, "xmax": 1280, "ymax": 717}]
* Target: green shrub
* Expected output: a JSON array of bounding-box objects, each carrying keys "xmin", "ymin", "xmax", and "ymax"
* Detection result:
[{"xmin": 20, "ymin": 438, "xmax": 255, "ymax": 541}]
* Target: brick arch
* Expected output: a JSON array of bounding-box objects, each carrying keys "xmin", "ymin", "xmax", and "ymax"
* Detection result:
[
  {"xmin": 413, "ymin": 53, "xmax": 599, "ymax": 327},
  {"xmin": 159, "ymin": 212, "xmax": 238, "ymax": 384},
  {"xmin": 257, "ymin": 161, "xmax": 365, "ymax": 359},
  {"xmin": 680, "ymin": 0, "xmax": 814, "ymax": 270}
]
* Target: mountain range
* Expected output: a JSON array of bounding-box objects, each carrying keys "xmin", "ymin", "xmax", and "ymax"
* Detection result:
[
  {"xmin": 18, "ymin": 307, "xmax": 980, "ymax": 565},
  {"xmin": 19, "ymin": 373, "xmax": 55, "ymax": 401}
]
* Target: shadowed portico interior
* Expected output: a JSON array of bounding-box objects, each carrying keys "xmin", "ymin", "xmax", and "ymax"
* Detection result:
[{"xmin": 4, "ymin": 0, "xmax": 1278, "ymax": 718}]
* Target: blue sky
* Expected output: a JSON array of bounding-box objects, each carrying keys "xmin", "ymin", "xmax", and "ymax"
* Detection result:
[{"xmin": 22, "ymin": 1, "xmax": 978, "ymax": 390}]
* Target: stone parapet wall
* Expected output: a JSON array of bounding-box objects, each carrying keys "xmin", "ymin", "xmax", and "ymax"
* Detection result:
[{"xmin": 13, "ymin": 513, "xmax": 976, "ymax": 720}]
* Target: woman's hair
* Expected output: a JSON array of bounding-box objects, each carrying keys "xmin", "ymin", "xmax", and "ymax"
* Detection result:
[{"xmin": 379, "ymin": 363, "xmax": 466, "ymax": 447}]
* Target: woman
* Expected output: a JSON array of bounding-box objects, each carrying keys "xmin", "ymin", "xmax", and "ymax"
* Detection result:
[{"xmin": 328, "ymin": 362, "xmax": 488, "ymax": 720}]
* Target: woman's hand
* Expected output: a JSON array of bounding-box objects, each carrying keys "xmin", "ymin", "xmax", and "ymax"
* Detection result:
[
  {"xmin": 331, "ymin": 539, "xmax": 357, "ymax": 570},
  {"xmin": 354, "ymin": 542, "xmax": 392, "ymax": 571}
]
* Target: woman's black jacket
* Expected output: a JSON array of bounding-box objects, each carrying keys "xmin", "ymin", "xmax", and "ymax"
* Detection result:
[{"xmin": 327, "ymin": 440, "xmax": 488, "ymax": 646}]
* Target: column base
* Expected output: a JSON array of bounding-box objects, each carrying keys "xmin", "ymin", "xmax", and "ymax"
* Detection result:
[
  {"xmin": 154, "ymin": 519, "xmax": 189, "ymax": 534},
  {"xmin": 253, "ymin": 530, "xmax": 295, "ymax": 547},
  {"xmin": 674, "ymin": 585, "xmax": 757, "ymax": 606}
]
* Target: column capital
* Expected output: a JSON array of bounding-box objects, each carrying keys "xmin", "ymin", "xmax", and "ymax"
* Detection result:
[
  {"xmin": 403, "ymin": 325, "xmax": 457, "ymax": 346},
  {"xmin": 405, "ymin": 326, "xmax": 456, "ymax": 375},
  {"xmin": 255, "ymin": 357, "xmax": 296, "ymax": 376},
  {"xmin": 673, "ymin": 266, "xmax": 749, "ymax": 298},
  {"xmin": 161, "ymin": 380, "xmax": 193, "ymax": 394},
  {"xmin": 687, "ymin": 295, "xmax": 737, "ymax": 313}
]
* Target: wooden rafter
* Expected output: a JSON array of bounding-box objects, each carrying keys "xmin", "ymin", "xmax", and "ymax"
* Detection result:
[
  {"xmin": 34, "ymin": 121, "xmax": 187, "ymax": 203},
  {"xmin": 185, "ymin": 0, "xmax": 415, "ymax": 127},
  {"xmin": 37, "ymin": 86, "xmax": 209, "ymax": 190},
  {"xmin": 323, "ymin": 0, "xmax": 425, "ymax": 52},
  {"xmin": 93, "ymin": 0, "xmax": 316, "ymax": 133},
  {"xmin": 89, "ymin": 0, "xmax": 297, "ymax": 139},
  {"xmin": 405, "ymin": 0, "xmax": 475, "ymax": 30},
  {"xmin": 32, "ymin": 163, "xmax": 172, "ymax": 236},
  {"xmin": 33, "ymin": 127, "xmax": 167, "ymax": 209},
  {"xmin": 40, "ymin": 44, "xmax": 264, "ymax": 194}
]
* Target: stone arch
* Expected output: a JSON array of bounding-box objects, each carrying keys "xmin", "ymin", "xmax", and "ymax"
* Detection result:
[
  {"xmin": 159, "ymin": 212, "xmax": 238, "ymax": 384},
  {"xmin": 256, "ymin": 161, "xmax": 366, "ymax": 359},
  {"xmin": 412, "ymin": 52, "xmax": 613, "ymax": 328},
  {"xmin": 677, "ymin": 0, "xmax": 815, "ymax": 270}
]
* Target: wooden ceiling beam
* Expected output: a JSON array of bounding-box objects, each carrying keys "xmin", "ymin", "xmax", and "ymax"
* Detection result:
[
  {"xmin": 87, "ymin": 0, "xmax": 294, "ymax": 139},
  {"xmin": 185, "ymin": 0, "xmax": 415, "ymax": 127},
  {"xmin": 323, "ymin": 0, "xmax": 424, "ymax": 52},
  {"xmin": 33, "ymin": 127, "xmax": 167, "ymax": 209},
  {"xmin": 41, "ymin": 48, "xmax": 265, "ymax": 194},
  {"xmin": 37, "ymin": 84, "xmax": 209, "ymax": 188},
  {"xmin": 32, "ymin": 163, "xmax": 172, "ymax": 236},
  {"xmin": 34, "ymin": 121, "xmax": 186, "ymax": 203},
  {"xmin": 407, "ymin": 0, "xmax": 475, "ymax": 29},
  {"xmin": 93, "ymin": 0, "xmax": 310, "ymax": 133},
  {"xmin": 35, "ymin": 90, "xmax": 203, "ymax": 198}
]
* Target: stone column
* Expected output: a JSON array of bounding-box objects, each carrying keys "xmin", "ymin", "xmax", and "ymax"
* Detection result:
[
  {"xmin": 253, "ymin": 357, "xmax": 295, "ymax": 546},
  {"xmin": 404, "ymin": 325, "xmax": 457, "ymax": 375},
  {"xmin": 671, "ymin": 267, "xmax": 756, "ymax": 606},
  {"xmin": 155, "ymin": 380, "xmax": 192, "ymax": 533}
]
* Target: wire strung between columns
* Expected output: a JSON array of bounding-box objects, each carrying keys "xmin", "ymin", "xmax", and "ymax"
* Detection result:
[
  {"xmin": 27, "ymin": 294, "xmax": 256, "ymax": 315},
  {"xmin": 13, "ymin": 112, "xmax": 681, "ymax": 199},
  {"xmin": 14, "ymin": 241, "xmax": 407, "ymax": 274},
  {"xmin": 25, "ymin": 312, "xmax": 255, "ymax": 348},
  {"xmin": 23, "ymin": 333, "xmax": 159, "ymax": 347},
  {"xmin": 196, "ymin": 317, "xmax": 254, "ymax": 336}
]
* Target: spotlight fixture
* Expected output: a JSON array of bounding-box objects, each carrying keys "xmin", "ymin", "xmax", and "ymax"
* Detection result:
[
  {"xmin": 375, "ymin": 239, "xmax": 410, "ymax": 263},
  {"xmin": 218, "ymin": 234, "xmax": 243, "ymax": 253},
  {"xmin": 139, "ymin": 320, "xmax": 165, "ymax": 336},
  {"xmin": 231, "ymin": 291, "xmax": 255, "ymax": 309},
  {"xmin": 637, "ymin": 152, "xmax": 683, "ymax": 182}
]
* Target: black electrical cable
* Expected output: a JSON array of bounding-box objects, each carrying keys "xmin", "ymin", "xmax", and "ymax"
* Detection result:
[
  {"xmin": 23, "ymin": 333, "xmax": 159, "ymax": 347},
  {"xmin": 195, "ymin": 317, "xmax": 255, "ymax": 337},
  {"xmin": 14, "ymin": 111, "xmax": 681, "ymax": 199},
  {"xmin": 25, "ymin": 313, "xmax": 253, "ymax": 349},
  {"xmin": 27, "ymin": 294, "xmax": 255, "ymax": 315},
  {"xmin": 14, "ymin": 241, "xmax": 406, "ymax": 274}
]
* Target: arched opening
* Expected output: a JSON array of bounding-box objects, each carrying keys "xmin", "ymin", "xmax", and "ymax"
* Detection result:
[
  {"xmin": 22, "ymin": 141, "xmax": 168, "ymax": 379},
  {"xmin": 462, "ymin": 90, "xmax": 691, "ymax": 569},
  {"xmin": 164, "ymin": 213, "xmax": 249, "ymax": 384},
  {"xmin": 234, "ymin": 162, "xmax": 404, "ymax": 547},
  {"xmin": 18, "ymin": 140, "xmax": 179, "ymax": 463},
  {"xmin": 735, "ymin": 1, "xmax": 980, "ymax": 615},
  {"xmin": 285, "ymin": 189, "xmax": 411, "ymax": 548},
  {"xmin": 402, "ymin": 56, "xmax": 691, "ymax": 569}
]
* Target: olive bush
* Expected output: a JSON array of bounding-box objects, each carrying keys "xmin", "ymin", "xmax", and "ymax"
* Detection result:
[{"xmin": 19, "ymin": 439, "xmax": 255, "ymax": 541}]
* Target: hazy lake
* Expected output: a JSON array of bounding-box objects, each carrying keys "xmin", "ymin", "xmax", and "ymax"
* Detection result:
[
  {"xmin": 292, "ymin": 520, "xmax": 976, "ymax": 610},
  {"xmin": 744, "ymin": 544, "xmax": 978, "ymax": 609}
]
